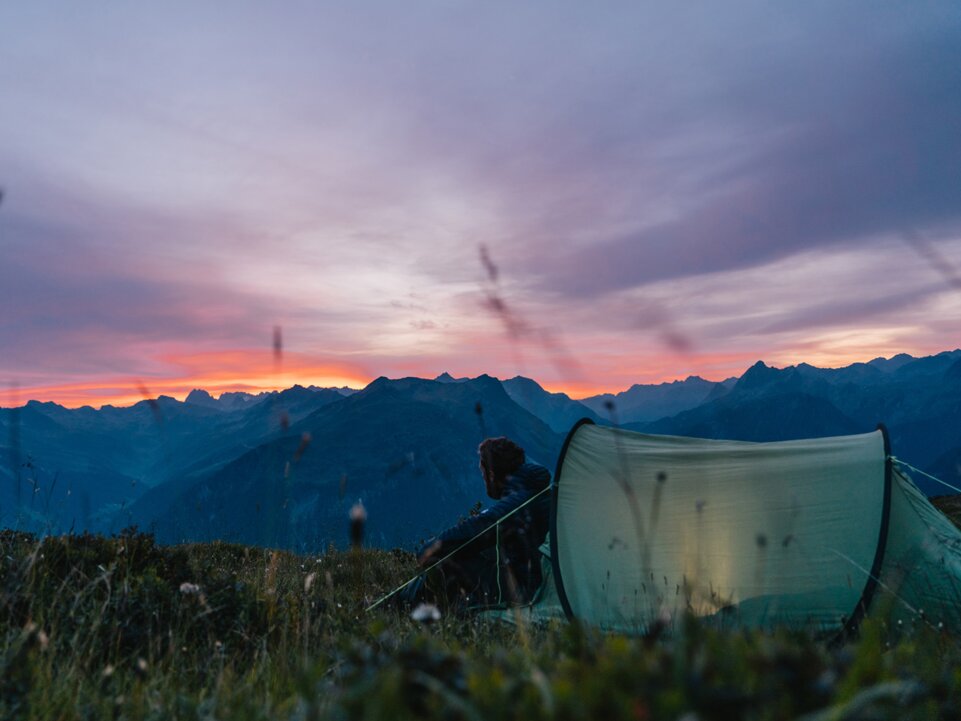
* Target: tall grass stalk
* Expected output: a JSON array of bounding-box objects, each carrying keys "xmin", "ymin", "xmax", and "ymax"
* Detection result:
[{"xmin": 4, "ymin": 529, "xmax": 961, "ymax": 719}]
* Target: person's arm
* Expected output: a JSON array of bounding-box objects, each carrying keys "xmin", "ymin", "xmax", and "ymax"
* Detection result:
[{"xmin": 418, "ymin": 486, "xmax": 533, "ymax": 564}]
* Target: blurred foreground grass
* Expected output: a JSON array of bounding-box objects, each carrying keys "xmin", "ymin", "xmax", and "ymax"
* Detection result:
[{"xmin": 2, "ymin": 527, "xmax": 961, "ymax": 720}]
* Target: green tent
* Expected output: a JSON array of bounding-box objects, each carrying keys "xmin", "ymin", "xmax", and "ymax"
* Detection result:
[{"xmin": 502, "ymin": 420, "xmax": 961, "ymax": 636}]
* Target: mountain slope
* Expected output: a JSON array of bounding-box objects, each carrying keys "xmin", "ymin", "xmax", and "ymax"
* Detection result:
[
  {"xmin": 0, "ymin": 386, "xmax": 349, "ymax": 533},
  {"xmin": 143, "ymin": 376, "xmax": 562, "ymax": 551},
  {"xmin": 636, "ymin": 391, "xmax": 864, "ymax": 442},
  {"xmin": 500, "ymin": 376, "xmax": 600, "ymax": 433},
  {"xmin": 630, "ymin": 354, "xmax": 961, "ymax": 495},
  {"xmin": 581, "ymin": 376, "xmax": 734, "ymax": 424}
]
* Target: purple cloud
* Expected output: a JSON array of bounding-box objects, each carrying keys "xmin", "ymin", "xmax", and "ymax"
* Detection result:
[{"xmin": 1, "ymin": 2, "xmax": 959, "ymax": 400}]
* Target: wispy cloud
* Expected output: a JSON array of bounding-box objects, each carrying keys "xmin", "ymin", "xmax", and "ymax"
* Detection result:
[{"xmin": 0, "ymin": 3, "xmax": 959, "ymax": 403}]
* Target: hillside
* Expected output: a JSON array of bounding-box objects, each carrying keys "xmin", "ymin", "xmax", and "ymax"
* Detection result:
[
  {"xmin": 631, "ymin": 353, "xmax": 961, "ymax": 495},
  {"xmin": 0, "ymin": 386, "xmax": 351, "ymax": 535},
  {"xmin": 636, "ymin": 390, "xmax": 864, "ymax": 441},
  {"xmin": 2, "ymin": 349, "xmax": 959, "ymax": 547},
  {"xmin": 4, "ymin": 529, "xmax": 961, "ymax": 720},
  {"xmin": 143, "ymin": 375, "xmax": 562, "ymax": 551},
  {"xmin": 581, "ymin": 375, "xmax": 734, "ymax": 424},
  {"xmin": 500, "ymin": 375, "xmax": 602, "ymax": 432}
]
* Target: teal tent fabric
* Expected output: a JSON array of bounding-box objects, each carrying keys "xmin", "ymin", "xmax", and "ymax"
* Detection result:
[{"xmin": 498, "ymin": 422, "xmax": 961, "ymax": 636}]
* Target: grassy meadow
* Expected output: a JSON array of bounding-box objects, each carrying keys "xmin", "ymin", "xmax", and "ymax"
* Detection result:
[{"xmin": 3, "ymin": 525, "xmax": 961, "ymax": 720}]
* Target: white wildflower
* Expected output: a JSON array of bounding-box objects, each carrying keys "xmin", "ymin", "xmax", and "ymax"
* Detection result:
[
  {"xmin": 410, "ymin": 603, "xmax": 442, "ymax": 623},
  {"xmin": 179, "ymin": 582, "xmax": 201, "ymax": 595}
]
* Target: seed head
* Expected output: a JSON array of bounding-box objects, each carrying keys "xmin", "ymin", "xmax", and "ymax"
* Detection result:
[
  {"xmin": 411, "ymin": 603, "xmax": 442, "ymax": 623},
  {"xmin": 350, "ymin": 501, "xmax": 367, "ymax": 522},
  {"xmin": 349, "ymin": 500, "xmax": 367, "ymax": 548}
]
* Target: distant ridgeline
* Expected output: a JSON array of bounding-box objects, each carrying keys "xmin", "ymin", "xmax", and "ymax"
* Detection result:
[{"xmin": 0, "ymin": 349, "xmax": 959, "ymax": 551}]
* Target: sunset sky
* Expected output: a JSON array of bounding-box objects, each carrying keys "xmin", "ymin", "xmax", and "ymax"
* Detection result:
[{"xmin": 2, "ymin": 2, "xmax": 960, "ymax": 408}]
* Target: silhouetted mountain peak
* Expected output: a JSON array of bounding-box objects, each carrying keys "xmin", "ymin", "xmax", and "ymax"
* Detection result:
[
  {"xmin": 25, "ymin": 399, "xmax": 61, "ymax": 410},
  {"xmin": 894, "ymin": 350, "xmax": 961, "ymax": 379},
  {"xmin": 217, "ymin": 391, "xmax": 268, "ymax": 411},
  {"xmin": 362, "ymin": 376, "xmax": 393, "ymax": 392},
  {"xmin": 868, "ymin": 353, "xmax": 915, "ymax": 372},
  {"xmin": 275, "ymin": 385, "xmax": 318, "ymax": 403},
  {"xmin": 470, "ymin": 374, "xmax": 503, "ymax": 391},
  {"xmin": 505, "ymin": 375, "xmax": 540, "ymax": 388},
  {"xmin": 735, "ymin": 361, "xmax": 782, "ymax": 390},
  {"xmin": 500, "ymin": 376, "xmax": 598, "ymax": 432},
  {"xmin": 311, "ymin": 386, "xmax": 358, "ymax": 397},
  {"xmin": 185, "ymin": 389, "xmax": 218, "ymax": 408},
  {"xmin": 623, "ymin": 376, "xmax": 713, "ymax": 394},
  {"xmin": 357, "ymin": 376, "xmax": 454, "ymax": 399}
]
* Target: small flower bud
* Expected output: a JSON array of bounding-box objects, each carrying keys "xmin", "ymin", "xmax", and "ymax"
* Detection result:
[
  {"xmin": 349, "ymin": 500, "xmax": 367, "ymax": 548},
  {"xmin": 411, "ymin": 603, "xmax": 442, "ymax": 623}
]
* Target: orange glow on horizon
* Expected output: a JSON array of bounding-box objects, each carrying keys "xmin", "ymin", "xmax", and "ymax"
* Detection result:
[
  {"xmin": 0, "ymin": 349, "xmax": 374, "ymax": 409},
  {"xmin": 2, "ymin": 344, "xmax": 949, "ymax": 409}
]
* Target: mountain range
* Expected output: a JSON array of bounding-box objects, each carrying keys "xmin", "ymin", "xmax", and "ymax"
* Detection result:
[{"xmin": 1, "ymin": 349, "xmax": 958, "ymax": 550}]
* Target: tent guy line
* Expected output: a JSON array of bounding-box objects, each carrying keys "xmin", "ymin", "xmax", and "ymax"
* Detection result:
[
  {"xmin": 890, "ymin": 457, "xmax": 961, "ymax": 496},
  {"xmin": 827, "ymin": 548, "xmax": 920, "ymax": 618},
  {"xmin": 364, "ymin": 484, "xmax": 552, "ymax": 613}
]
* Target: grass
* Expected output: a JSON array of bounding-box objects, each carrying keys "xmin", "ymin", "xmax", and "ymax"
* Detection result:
[{"xmin": 2, "ymin": 529, "xmax": 961, "ymax": 720}]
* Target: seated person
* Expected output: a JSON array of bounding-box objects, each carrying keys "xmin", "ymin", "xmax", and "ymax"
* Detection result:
[{"xmin": 403, "ymin": 436, "xmax": 551, "ymax": 610}]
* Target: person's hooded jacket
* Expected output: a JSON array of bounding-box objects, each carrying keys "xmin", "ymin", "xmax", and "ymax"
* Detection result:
[{"xmin": 420, "ymin": 462, "xmax": 551, "ymax": 602}]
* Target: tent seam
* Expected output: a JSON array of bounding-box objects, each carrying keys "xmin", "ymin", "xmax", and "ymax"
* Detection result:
[
  {"xmin": 834, "ymin": 424, "xmax": 893, "ymax": 644},
  {"xmin": 550, "ymin": 417, "xmax": 596, "ymax": 622}
]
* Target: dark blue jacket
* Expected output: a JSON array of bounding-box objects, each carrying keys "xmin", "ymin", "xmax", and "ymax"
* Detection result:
[{"xmin": 424, "ymin": 462, "xmax": 552, "ymax": 602}]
